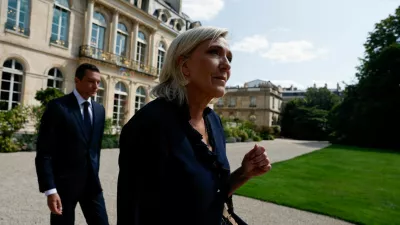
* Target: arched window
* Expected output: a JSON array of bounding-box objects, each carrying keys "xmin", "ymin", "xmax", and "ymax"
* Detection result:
[
  {"xmin": 47, "ymin": 68, "xmax": 63, "ymax": 90},
  {"xmin": 113, "ymin": 82, "xmax": 127, "ymax": 127},
  {"xmin": 51, "ymin": 0, "xmax": 70, "ymax": 47},
  {"xmin": 6, "ymin": 0, "xmax": 31, "ymax": 36},
  {"xmin": 94, "ymin": 79, "xmax": 105, "ymax": 105},
  {"xmin": 1, "ymin": 59, "xmax": 24, "ymax": 110},
  {"xmin": 91, "ymin": 12, "xmax": 107, "ymax": 50},
  {"xmin": 136, "ymin": 31, "xmax": 147, "ymax": 64},
  {"xmin": 135, "ymin": 86, "xmax": 146, "ymax": 112},
  {"xmin": 157, "ymin": 42, "xmax": 166, "ymax": 75},
  {"xmin": 116, "ymin": 23, "xmax": 128, "ymax": 56}
]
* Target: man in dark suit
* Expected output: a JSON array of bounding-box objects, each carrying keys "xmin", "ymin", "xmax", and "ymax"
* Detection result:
[{"xmin": 35, "ymin": 63, "xmax": 109, "ymax": 225}]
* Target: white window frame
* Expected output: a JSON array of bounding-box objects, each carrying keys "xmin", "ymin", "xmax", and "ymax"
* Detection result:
[
  {"xmin": 136, "ymin": 31, "xmax": 147, "ymax": 64},
  {"xmin": 135, "ymin": 87, "xmax": 146, "ymax": 112},
  {"xmin": 113, "ymin": 82, "xmax": 128, "ymax": 127},
  {"xmin": 157, "ymin": 42, "xmax": 166, "ymax": 75},
  {"xmin": 52, "ymin": 1, "xmax": 70, "ymax": 44},
  {"xmin": 116, "ymin": 23, "xmax": 128, "ymax": 56},
  {"xmin": 91, "ymin": 12, "xmax": 107, "ymax": 49},
  {"xmin": 47, "ymin": 68, "xmax": 64, "ymax": 90},
  {"xmin": 1, "ymin": 59, "xmax": 24, "ymax": 110},
  {"xmin": 94, "ymin": 80, "xmax": 105, "ymax": 105}
]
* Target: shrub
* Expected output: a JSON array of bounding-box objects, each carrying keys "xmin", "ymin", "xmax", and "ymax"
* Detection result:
[
  {"xmin": 253, "ymin": 135, "xmax": 262, "ymax": 142},
  {"xmin": 237, "ymin": 130, "xmax": 249, "ymax": 142},
  {"xmin": 0, "ymin": 106, "xmax": 29, "ymax": 152},
  {"xmin": 101, "ymin": 134, "xmax": 119, "ymax": 149},
  {"xmin": 226, "ymin": 137, "xmax": 236, "ymax": 143},
  {"xmin": 271, "ymin": 125, "xmax": 281, "ymax": 136}
]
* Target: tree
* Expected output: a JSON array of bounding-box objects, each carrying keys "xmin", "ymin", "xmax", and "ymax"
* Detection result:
[
  {"xmin": 329, "ymin": 6, "xmax": 400, "ymax": 149},
  {"xmin": 35, "ymin": 88, "xmax": 64, "ymax": 106},
  {"xmin": 304, "ymin": 87, "xmax": 341, "ymax": 111}
]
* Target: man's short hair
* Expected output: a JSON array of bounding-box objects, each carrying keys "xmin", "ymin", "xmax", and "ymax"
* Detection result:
[{"xmin": 75, "ymin": 63, "xmax": 100, "ymax": 80}]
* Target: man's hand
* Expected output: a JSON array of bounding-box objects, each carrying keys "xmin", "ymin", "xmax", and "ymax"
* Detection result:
[{"xmin": 47, "ymin": 193, "xmax": 62, "ymax": 215}]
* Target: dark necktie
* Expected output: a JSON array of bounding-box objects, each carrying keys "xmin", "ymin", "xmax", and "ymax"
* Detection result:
[{"xmin": 83, "ymin": 101, "xmax": 92, "ymax": 139}]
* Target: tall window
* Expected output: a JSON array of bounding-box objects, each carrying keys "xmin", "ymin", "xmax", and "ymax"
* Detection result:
[
  {"xmin": 136, "ymin": 31, "xmax": 147, "ymax": 64},
  {"xmin": 113, "ymin": 82, "xmax": 127, "ymax": 127},
  {"xmin": 6, "ymin": 0, "xmax": 31, "ymax": 35},
  {"xmin": 217, "ymin": 98, "xmax": 224, "ymax": 106},
  {"xmin": 135, "ymin": 87, "xmax": 146, "ymax": 113},
  {"xmin": 94, "ymin": 80, "xmax": 105, "ymax": 105},
  {"xmin": 250, "ymin": 96, "xmax": 256, "ymax": 106},
  {"xmin": 157, "ymin": 42, "xmax": 166, "ymax": 75},
  {"xmin": 91, "ymin": 12, "xmax": 107, "ymax": 50},
  {"xmin": 116, "ymin": 23, "xmax": 128, "ymax": 56},
  {"xmin": 47, "ymin": 68, "xmax": 63, "ymax": 90},
  {"xmin": 0, "ymin": 59, "xmax": 24, "ymax": 110}
]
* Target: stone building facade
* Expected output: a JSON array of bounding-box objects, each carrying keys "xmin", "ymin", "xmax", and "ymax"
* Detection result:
[
  {"xmin": 0, "ymin": 0, "xmax": 200, "ymax": 130},
  {"xmin": 214, "ymin": 80, "xmax": 283, "ymax": 127}
]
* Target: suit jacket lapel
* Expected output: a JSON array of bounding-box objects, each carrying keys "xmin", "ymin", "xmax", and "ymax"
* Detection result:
[{"xmin": 69, "ymin": 93, "xmax": 90, "ymax": 143}]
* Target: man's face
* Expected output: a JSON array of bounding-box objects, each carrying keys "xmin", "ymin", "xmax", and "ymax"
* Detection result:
[{"xmin": 75, "ymin": 69, "xmax": 101, "ymax": 100}]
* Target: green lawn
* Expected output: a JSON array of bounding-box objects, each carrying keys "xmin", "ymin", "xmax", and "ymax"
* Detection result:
[{"xmin": 235, "ymin": 145, "xmax": 400, "ymax": 225}]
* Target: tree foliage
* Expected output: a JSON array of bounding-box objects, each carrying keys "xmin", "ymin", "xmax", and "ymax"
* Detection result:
[{"xmin": 329, "ymin": 6, "xmax": 400, "ymax": 150}]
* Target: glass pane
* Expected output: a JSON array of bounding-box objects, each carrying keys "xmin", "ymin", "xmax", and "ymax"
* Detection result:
[
  {"xmin": 1, "ymin": 81, "xmax": 10, "ymax": 90},
  {"xmin": 12, "ymin": 93, "xmax": 20, "ymax": 102},
  {"xmin": 118, "ymin": 23, "xmax": 127, "ymax": 32},
  {"xmin": 13, "ymin": 82, "xmax": 21, "ymax": 92},
  {"xmin": 55, "ymin": 0, "xmax": 70, "ymax": 8},
  {"xmin": 14, "ymin": 61, "xmax": 23, "ymax": 71},
  {"xmin": 94, "ymin": 12, "xmax": 106, "ymax": 24},
  {"xmin": 0, "ymin": 101, "xmax": 8, "ymax": 110},
  {"xmin": 1, "ymin": 72, "xmax": 11, "ymax": 81},
  {"xmin": 7, "ymin": 0, "xmax": 18, "ymax": 21},
  {"xmin": 56, "ymin": 80, "xmax": 62, "ymax": 89},
  {"xmin": 56, "ymin": 69, "xmax": 63, "ymax": 78},
  {"xmin": 98, "ymin": 27, "xmax": 105, "ymax": 49},
  {"xmin": 14, "ymin": 74, "xmax": 23, "ymax": 82},
  {"xmin": 47, "ymin": 79, "xmax": 54, "ymax": 88},
  {"xmin": 12, "ymin": 102, "xmax": 19, "ymax": 109},
  {"xmin": 3, "ymin": 60, "xmax": 12, "ymax": 68},
  {"xmin": 0, "ymin": 91, "xmax": 9, "ymax": 100}
]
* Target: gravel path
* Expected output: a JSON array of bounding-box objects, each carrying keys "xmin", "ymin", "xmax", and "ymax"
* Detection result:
[{"xmin": 0, "ymin": 139, "xmax": 353, "ymax": 225}]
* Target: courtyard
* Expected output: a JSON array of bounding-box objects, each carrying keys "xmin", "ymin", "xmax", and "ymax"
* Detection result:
[{"xmin": 0, "ymin": 139, "xmax": 352, "ymax": 225}]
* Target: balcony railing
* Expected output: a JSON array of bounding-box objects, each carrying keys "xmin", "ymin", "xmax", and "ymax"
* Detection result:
[
  {"xmin": 5, "ymin": 21, "xmax": 30, "ymax": 36},
  {"xmin": 79, "ymin": 45, "xmax": 158, "ymax": 78},
  {"xmin": 50, "ymin": 37, "xmax": 69, "ymax": 48}
]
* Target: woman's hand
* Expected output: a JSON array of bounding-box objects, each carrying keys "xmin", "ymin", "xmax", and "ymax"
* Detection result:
[{"xmin": 241, "ymin": 144, "xmax": 272, "ymax": 179}]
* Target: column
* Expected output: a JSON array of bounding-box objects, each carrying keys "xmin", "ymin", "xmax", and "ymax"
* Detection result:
[
  {"xmin": 85, "ymin": 0, "xmax": 95, "ymax": 46},
  {"xmin": 127, "ymin": 82, "xmax": 136, "ymax": 120},
  {"xmin": 147, "ymin": 31, "xmax": 155, "ymax": 67},
  {"xmin": 111, "ymin": 10, "xmax": 119, "ymax": 53},
  {"xmin": 130, "ymin": 21, "xmax": 139, "ymax": 60},
  {"xmin": 106, "ymin": 76, "xmax": 115, "ymax": 120},
  {"xmin": 145, "ymin": 86, "xmax": 152, "ymax": 103},
  {"xmin": 137, "ymin": 0, "xmax": 143, "ymax": 8}
]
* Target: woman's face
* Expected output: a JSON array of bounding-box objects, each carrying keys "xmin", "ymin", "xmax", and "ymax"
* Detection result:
[{"xmin": 182, "ymin": 37, "xmax": 232, "ymax": 99}]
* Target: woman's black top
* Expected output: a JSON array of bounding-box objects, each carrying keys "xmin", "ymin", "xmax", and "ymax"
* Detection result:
[{"xmin": 117, "ymin": 97, "xmax": 231, "ymax": 225}]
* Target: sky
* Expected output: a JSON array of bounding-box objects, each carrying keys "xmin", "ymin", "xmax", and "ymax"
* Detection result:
[{"xmin": 181, "ymin": 0, "xmax": 400, "ymax": 89}]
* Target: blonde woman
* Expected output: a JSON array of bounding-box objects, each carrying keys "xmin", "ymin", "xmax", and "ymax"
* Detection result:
[{"xmin": 117, "ymin": 26, "xmax": 271, "ymax": 225}]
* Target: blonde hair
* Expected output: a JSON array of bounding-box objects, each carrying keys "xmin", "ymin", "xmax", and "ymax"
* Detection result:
[{"xmin": 151, "ymin": 26, "xmax": 228, "ymax": 105}]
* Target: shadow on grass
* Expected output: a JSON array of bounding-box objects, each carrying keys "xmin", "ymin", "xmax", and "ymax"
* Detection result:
[{"xmin": 329, "ymin": 144, "xmax": 400, "ymax": 155}]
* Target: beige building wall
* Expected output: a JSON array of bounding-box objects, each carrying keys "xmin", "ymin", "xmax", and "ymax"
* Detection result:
[
  {"xmin": 215, "ymin": 87, "xmax": 282, "ymax": 127},
  {"xmin": 0, "ymin": 0, "xmax": 200, "ymax": 131}
]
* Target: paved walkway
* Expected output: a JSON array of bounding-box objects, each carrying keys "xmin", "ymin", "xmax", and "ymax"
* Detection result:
[{"xmin": 0, "ymin": 139, "xmax": 353, "ymax": 225}]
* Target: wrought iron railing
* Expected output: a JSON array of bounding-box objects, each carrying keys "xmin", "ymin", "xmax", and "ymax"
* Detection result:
[
  {"xmin": 79, "ymin": 45, "xmax": 158, "ymax": 78},
  {"xmin": 5, "ymin": 21, "xmax": 30, "ymax": 36},
  {"xmin": 50, "ymin": 37, "xmax": 69, "ymax": 48}
]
